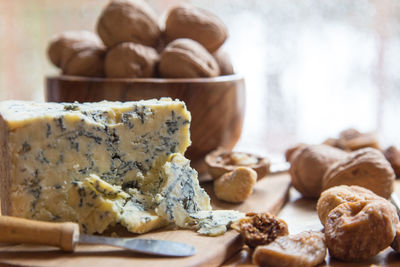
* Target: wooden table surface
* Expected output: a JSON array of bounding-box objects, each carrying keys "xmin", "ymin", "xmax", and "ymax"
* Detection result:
[
  {"xmin": 222, "ymin": 179, "xmax": 400, "ymax": 266},
  {"xmin": 0, "ymin": 173, "xmax": 291, "ymax": 267}
]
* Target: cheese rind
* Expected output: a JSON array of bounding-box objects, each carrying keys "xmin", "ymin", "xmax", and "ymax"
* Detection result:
[{"xmin": 0, "ymin": 99, "xmax": 190, "ymax": 233}]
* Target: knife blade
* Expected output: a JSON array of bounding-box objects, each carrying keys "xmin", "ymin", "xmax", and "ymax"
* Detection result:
[
  {"xmin": 78, "ymin": 233, "xmax": 195, "ymax": 257},
  {"xmin": 0, "ymin": 216, "xmax": 195, "ymax": 257}
]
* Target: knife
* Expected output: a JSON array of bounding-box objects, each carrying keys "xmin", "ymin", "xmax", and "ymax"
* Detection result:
[{"xmin": 0, "ymin": 216, "xmax": 195, "ymax": 257}]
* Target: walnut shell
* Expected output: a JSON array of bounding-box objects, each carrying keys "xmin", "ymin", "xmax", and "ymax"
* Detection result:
[
  {"xmin": 322, "ymin": 137, "xmax": 339, "ymax": 148},
  {"xmin": 213, "ymin": 167, "xmax": 257, "ymax": 203},
  {"xmin": 289, "ymin": 144, "xmax": 347, "ymax": 198},
  {"xmin": 97, "ymin": 0, "xmax": 161, "ymax": 48},
  {"xmin": 325, "ymin": 200, "xmax": 398, "ymax": 260},
  {"xmin": 317, "ymin": 185, "xmax": 383, "ymax": 226},
  {"xmin": 158, "ymin": 38, "xmax": 220, "ymax": 78},
  {"xmin": 252, "ymin": 231, "xmax": 326, "ymax": 267},
  {"xmin": 63, "ymin": 48, "xmax": 105, "ymax": 77},
  {"xmin": 47, "ymin": 31, "xmax": 105, "ymax": 77},
  {"xmin": 384, "ymin": 146, "xmax": 400, "ymax": 178},
  {"xmin": 165, "ymin": 4, "xmax": 227, "ymax": 52},
  {"xmin": 322, "ymin": 147, "xmax": 395, "ymax": 199},
  {"xmin": 336, "ymin": 128, "xmax": 380, "ymax": 151},
  {"xmin": 205, "ymin": 148, "xmax": 270, "ymax": 180},
  {"xmin": 213, "ymin": 49, "xmax": 234, "ymax": 75},
  {"xmin": 284, "ymin": 143, "xmax": 308, "ymax": 162},
  {"xmin": 104, "ymin": 42, "xmax": 159, "ymax": 78}
]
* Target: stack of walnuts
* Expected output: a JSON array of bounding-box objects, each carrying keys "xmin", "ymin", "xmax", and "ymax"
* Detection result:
[{"xmin": 47, "ymin": 0, "xmax": 234, "ymax": 79}]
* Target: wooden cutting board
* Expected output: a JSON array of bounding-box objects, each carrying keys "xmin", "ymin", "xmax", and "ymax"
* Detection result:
[{"xmin": 0, "ymin": 173, "xmax": 291, "ymax": 267}]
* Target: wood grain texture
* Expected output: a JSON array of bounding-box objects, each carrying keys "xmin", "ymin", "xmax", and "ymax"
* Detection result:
[
  {"xmin": 222, "ymin": 180, "xmax": 400, "ymax": 267},
  {"xmin": 0, "ymin": 216, "xmax": 79, "ymax": 251},
  {"xmin": 45, "ymin": 75, "xmax": 245, "ymax": 173},
  {"xmin": 0, "ymin": 115, "xmax": 10, "ymax": 216},
  {"xmin": 0, "ymin": 173, "xmax": 290, "ymax": 267}
]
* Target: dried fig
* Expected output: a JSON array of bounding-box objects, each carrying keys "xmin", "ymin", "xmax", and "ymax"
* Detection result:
[
  {"xmin": 252, "ymin": 231, "xmax": 326, "ymax": 267},
  {"xmin": 165, "ymin": 4, "xmax": 227, "ymax": 52},
  {"xmin": 213, "ymin": 167, "xmax": 257, "ymax": 203},
  {"xmin": 325, "ymin": 200, "xmax": 398, "ymax": 260},
  {"xmin": 104, "ymin": 42, "xmax": 159, "ymax": 78},
  {"xmin": 158, "ymin": 38, "xmax": 219, "ymax": 78},
  {"xmin": 322, "ymin": 148, "xmax": 395, "ymax": 199},
  {"xmin": 317, "ymin": 185, "xmax": 382, "ymax": 226},
  {"xmin": 289, "ymin": 144, "xmax": 347, "ymax": 198},
  {"xmin": 231, "ymin": 212, "xmax": 289, "ymax": 248},
  {"xmin": 97, "ymin": 0, "xmax": 161, "ymax": 48},
  {"xmin": 47, "ymin": 31, "xmax": 105, "ymax": 77}
]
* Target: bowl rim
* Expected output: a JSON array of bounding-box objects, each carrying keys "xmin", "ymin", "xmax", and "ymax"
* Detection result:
[{"xmin": 46, "ymin": 74, "xmax": 244, "ymax": 84}]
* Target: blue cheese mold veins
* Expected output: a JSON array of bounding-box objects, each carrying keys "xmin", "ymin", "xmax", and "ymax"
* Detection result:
[{"xmin": 0, "ymin": 98, "xmax": 243, "ymax": 236}]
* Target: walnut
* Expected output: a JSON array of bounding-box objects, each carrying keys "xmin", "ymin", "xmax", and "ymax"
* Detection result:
[
  {"xmin": 324, "ymin": 128, "xmax": 380, "ymax": 151},
  {"xmin": 289, "ymin": 144, "xmax": 347, "ymax": 198},
  {"xmin": 337, "ymin": 128, "xmax": 380, "ymax": 151},
  {"xmin": 158, "ymin": 38, "xmax": 220, "ymax": 78},
  {"xmin": 205, "ymin": 148, "xmax": 270, "ymax": 180},
  {"xmin": 284, "ymin": 143, "xmax": 308, "ymax": 162},
  {"xmin": 213, "ymin": 167, "xmax": 257, "ymax": 203},
  {"xmin": 317, "ymin": 185, "xmax": 383, "ymax": 226},
  {"xmin": 325, "ymin": 200, "xmax": 399, "ymax": 260},
  {"xmin": 384, "ymin": 146, "xmax": 400, "ymax": 178},
  {"xmin": 322, "ymin": 137, "xmax": 339, "ymax": 148},
  {"xmin": 252, "ymin": 231, "xmax": 326, "ymax": 267},
  {"xmin": 47, "ymin": 31, "xmax": 105, "ymax": 77},
  {"xmin": 231, "ymin": 153, "xmax": 259, "ymax": 166},
  {"xmin": 104, "ymin": 42, "xmax": 159, "ymax": 78},
  {"xmin": 322, "ymin": 147, "xmax": 395, "ymax": 199},
  {"xmin": 165, "ymin": 4, "xmax": 227, "ymax": 52},
  {"xmin": 212, "ymin": 49, "xmax": 234, "ymax": 75},
  {"xmin": 231, "ymin": 212, "xmax": 289, "ymax": 248},
  {"xmin": 96, "ymin": 0, "xmax": 161, "ymax": 48}
]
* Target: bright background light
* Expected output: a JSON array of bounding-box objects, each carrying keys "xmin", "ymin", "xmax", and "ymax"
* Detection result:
[{"xmin": 1, "ymin": 0, "xmax": 399, "ymax": 161}]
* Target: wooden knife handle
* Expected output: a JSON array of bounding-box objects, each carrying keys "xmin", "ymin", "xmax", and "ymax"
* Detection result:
[{"xmin": 0, "ymin": 216, "xmax": 79, "ymax": 251}]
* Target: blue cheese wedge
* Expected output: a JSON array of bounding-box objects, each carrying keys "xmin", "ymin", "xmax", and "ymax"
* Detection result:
[
  {"xmin": 0, "ymin": 99, "xmax": 242, "ymax": 236},
  {"xmin": 0, "ymin": 99, "xmax": 190, "ymax": 233}
]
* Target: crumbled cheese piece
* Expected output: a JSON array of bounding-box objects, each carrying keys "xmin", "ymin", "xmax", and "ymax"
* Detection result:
[
  {"xmin": 189, "ymin": 210, "xmax": 245, "ymax": 236},
  {"xmin": 155, "ymin": 153, "xmax": 211, "ymax": 227}
]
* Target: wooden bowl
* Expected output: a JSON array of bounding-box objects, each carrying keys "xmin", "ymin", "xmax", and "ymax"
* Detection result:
[{"xmin": 46, "ymin": 75, "xmax": 245, "ymax": 173}]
